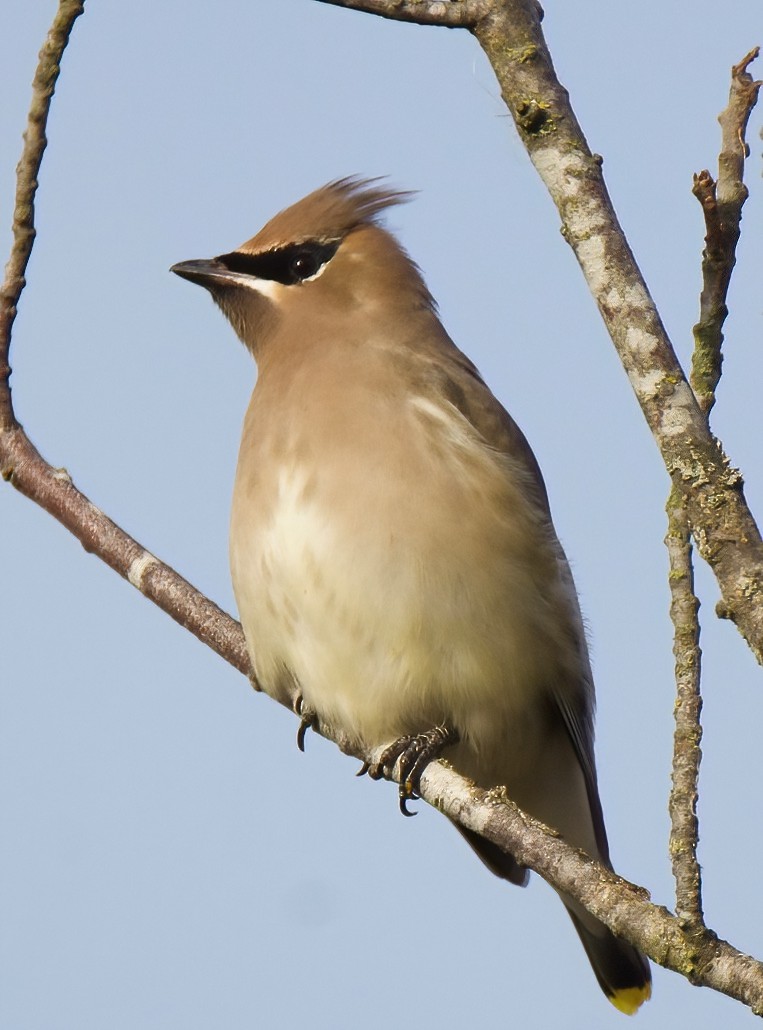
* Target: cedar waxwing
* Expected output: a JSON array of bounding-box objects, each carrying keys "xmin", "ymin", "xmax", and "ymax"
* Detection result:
[{"xmin": 171, "ymin": 177, "xmax": 651, "ymax": 1014}]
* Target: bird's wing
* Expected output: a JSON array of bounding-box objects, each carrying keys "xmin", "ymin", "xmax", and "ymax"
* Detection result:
[
  {"xmin": 428, "ymin": 348, "xmax": 552, "ymax": 517},
  {"xmin": 433, "ymin": 344, "xmax": 611, "ymax": 865}
]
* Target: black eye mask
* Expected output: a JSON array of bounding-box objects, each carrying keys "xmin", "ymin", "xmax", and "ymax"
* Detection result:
[{"xmin": 217, "ymin": 240, "xmax": 340, "ymax": 285}]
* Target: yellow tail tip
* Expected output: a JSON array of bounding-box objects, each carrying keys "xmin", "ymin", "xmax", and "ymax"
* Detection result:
[{"xmin": 609, "ymin": 982, "xmax": 652, "ymax": 1015}]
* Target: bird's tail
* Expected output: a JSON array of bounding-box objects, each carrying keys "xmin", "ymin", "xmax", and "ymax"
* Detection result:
[
  {"xmin": 457, "ymin": 825, "xmax": 651, "ymax": 1014},
  {"xmin": 564, "ymin": 904, "xmax": 652, "ymax": 1015}
]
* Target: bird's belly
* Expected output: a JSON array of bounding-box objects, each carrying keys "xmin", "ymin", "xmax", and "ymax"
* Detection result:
[{"xmin": 231, "ymin": 462, "xmax": 572, "ymax": 770}]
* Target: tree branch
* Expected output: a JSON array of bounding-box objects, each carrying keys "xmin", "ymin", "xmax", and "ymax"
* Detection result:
[
  {"xmin": 286, "ymin": 714, "xmax": 763, "ymax": 1012},
  {"xmin": 410, "ymin": 758, "xmax": 763, "ymax": 1014},
  {"xmin": 4, "ymin": 2, "xmax": 763, "ymax": 1015},
  {"xmin": 315, "ymin": 0, "xmax": 489, "ymax": 28},
  {"xmin": 666, "ymin": 488, "xmax": 704, "ymax": 928},
  {"xmin": 0, "ymin": 0, "xmax": 86, "ymax": 431},
  {"xmin": 317, "ymin": 0, "xmax": 763, "ymax": 666},
  {"xmin": 0, "ymin": 0, "xmax": 249, "ymax": 674},
  {"xmin": 665, "ymin": 49, "xmax": 762, "ymax": 930},
  {"xmin": 691, "ymin": 48, "xmax": 761, "ymax": 417},
  {"xmin": 469, "ymin": 5, "xmax": 763, "ymax": 662},
  {"xmin": 1, "ymin": 430, "xmax": 250, "ymax": 675}
]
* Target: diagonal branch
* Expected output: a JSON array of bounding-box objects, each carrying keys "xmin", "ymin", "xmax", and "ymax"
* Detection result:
[
  {"xmin": 467, "ymin": 7, "xmax": 763, "ymax": 663},
  {"xmin": 2, "ymin": 430, "xmax": 250, "ymax": 675},
  {"xmin": 316, "ymin": 0, "xmax": 763, "ymax": 667},
  {"xmin": 411, "ymin": 757, "xmax": 763, "ymax": 1015}
]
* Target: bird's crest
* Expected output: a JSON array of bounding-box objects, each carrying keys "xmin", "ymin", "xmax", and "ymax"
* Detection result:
[{"xmin": 239, "ymin": 177, "xmax": 413, "ymax": 254}]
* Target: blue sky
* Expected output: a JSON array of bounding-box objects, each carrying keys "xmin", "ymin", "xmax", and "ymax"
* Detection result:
[{"xmin": 1, "ymin": 3, "xmax": 762, "ymax": 1027}]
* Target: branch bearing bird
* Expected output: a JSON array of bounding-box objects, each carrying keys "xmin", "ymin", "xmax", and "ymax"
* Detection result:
[{"xmin": 172, "ymin": 177, "xmax": 651, "ymax": 1014}]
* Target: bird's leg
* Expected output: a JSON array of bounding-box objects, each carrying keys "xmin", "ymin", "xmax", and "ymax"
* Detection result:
[
  {"xmin": 365, "ymin": 725, "xmax": 459, "ymax": 817},
  {"xmin": 293, "ymin": 693, "xmax": 317, "ymax": 752}
]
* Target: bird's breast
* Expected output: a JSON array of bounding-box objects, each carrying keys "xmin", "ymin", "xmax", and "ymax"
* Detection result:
[{"xmin": 230, "ymin": 376, "xmax": 583, "ymax": 768}]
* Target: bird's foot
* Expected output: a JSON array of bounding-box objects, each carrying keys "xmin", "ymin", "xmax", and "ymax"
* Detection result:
[
  {"xmin": 363, "ymin": 725, "xmax": 459, "ymax": 817},
  {"xmin": 293, "ymin": 694, "xmax": 317, "ymax": 752}
]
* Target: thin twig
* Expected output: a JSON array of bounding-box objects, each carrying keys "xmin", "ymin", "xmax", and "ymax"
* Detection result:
[
  {"xmin": 0, "ymin": 0, "xmax": 86, "ymax": 431},
  {"xmin": 665, "ymin": 44, "xmax": 761, "ymax": 932},
  {"xmin": 691, "ymin": 47, "xmax": 762, "ymax": 416},
  {"xmin": 666, "ymin": 487, "xmax": 704, "ymax": 927}
]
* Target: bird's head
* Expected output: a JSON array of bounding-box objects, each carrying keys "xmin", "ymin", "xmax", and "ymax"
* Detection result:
[{"xmin": 171, "ymin": 177, "xmax": 433, "ymax": 361}]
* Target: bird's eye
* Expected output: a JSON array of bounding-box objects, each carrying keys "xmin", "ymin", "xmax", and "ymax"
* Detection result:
[
  {"xmin": 289, "ymin": 249, "xmax": 321, "ymax": 281},
  {"xmin": 217, "ymin": 240, "xmax": 339, "ymax": 286}
]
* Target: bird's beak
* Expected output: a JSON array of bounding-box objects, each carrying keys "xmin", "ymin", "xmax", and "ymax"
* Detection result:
[{"xmin": 170, "ymin": 258, "xmax": 235, "ymax": 289}]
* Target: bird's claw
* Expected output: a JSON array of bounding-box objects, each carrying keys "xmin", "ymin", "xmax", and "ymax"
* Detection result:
[
  {"xmin": 398, "ymin": 781, "xmax": 419, "ymax": 818},
  {"xmin": 366, "ymin": 725, "xmax": 458, "ymax": 816},
  {"xmin": 293, "ymin": 693, "xmax": 317, "ymax": 752}
]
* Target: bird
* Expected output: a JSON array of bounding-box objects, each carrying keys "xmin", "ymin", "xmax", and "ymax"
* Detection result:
[{"xmin": 171, "ymin": 176, "xmax": 651, "ymax": 1014}]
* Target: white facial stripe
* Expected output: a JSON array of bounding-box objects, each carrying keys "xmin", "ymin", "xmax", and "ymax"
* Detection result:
[{"xmin": 221, "ymin": 273, "xmax": 285, "ymax": 300}]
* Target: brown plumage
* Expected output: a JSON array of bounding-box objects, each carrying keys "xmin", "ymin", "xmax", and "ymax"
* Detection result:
[{"xmin": 172, "ymin": 178, "xmax": 651, "ymax": 1013}]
